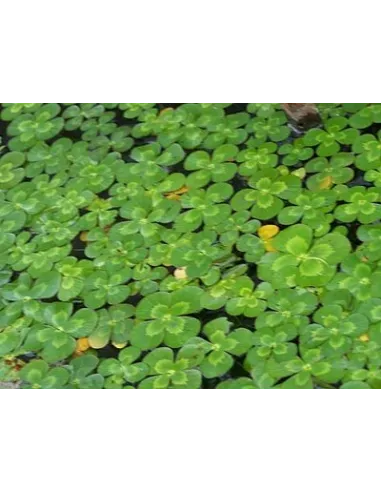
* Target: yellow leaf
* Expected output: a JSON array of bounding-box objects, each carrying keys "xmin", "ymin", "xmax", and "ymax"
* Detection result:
[
  {"xmin": 174, "ymin": 267, "xmax": 188, "ymax": 280},
  {"xmin": 112, "ymin": 342, "xmax": 128, "ymax": 349},
  {"xmin": 258, "ymin": 225, "xmax": 280, "ymax": 241},
  {"xmin": 165, "ymin": 186, "xmax": 189, "ymax": 201},
  {"xmin": 75, "ymin": 338, "xmax": 90, "ymax": 353},
  {"xmin": 80, "ymin": 231, "xmax": 89, "ymax": 242},
  {"xmin": 165, "ymin": 193, "xmax": 181, "ymax": 201},
  {"xmin": 264, "ymin": 240, "xmax": 277, "ymax": 252},
  {"xmin": 319, "ymin": 176, "xmax": 333, "ymax": 190},
  {"xmin": 359, "ymin": 334, "xmax": 370, "ymax": 342}
]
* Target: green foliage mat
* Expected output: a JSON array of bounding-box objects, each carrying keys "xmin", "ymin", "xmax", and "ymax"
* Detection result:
[{"xmin": 2, "ymin": 102, "xmax": 381, "ymax": 389}]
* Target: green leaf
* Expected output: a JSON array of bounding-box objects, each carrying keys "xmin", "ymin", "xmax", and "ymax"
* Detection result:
[
  {"xmin": 309, "ymin": 233, "xmax": 351, "ymax": 264},
  {"xmin": 0, "ymin": 332, "xmax": 21, "ymax": 357},
  {"xmin": 41, "ymin": 367, "xmax": 70, "ymax": 388},
  {"xmin": 71, "ymin": 354, "xmax": 99, "ymax": 378},
  {"xmin": 136, "ymin": 292, "xmax": 171, "ymax": 320},
  {"xmin": 19, "ymin": 360, "xmax": 49, "ymax": 384},
  {"xmin": 200, "ymin": 351, "xmax": 234, "ymax": 379},
  {"xmin": 40, "ymin": 332, "xmax": 76, "ymax": 363},
  {"xmin": 98, "ymin": 359, "xmax": 123, "ymax": 377},
  {"xmin": 130, "ymin": 321, "xmax": 164, "ymax": 350},
  {"xmin": 66, "ymin": 309, "xmax": 98, "ymax": 337},
  {"xmin": 341, "ymin": 382, "xmax": 371, "ymax": 389},
  {"xmin": 156, "ymin": 144, "xmax": 185, "ymax": 166},
  {"xmin": 273, "ymin": 225, "xmax": 313, "ymax": 255},
  {"xmin": 282, "ymin": 372, "xmax": 314, "ymax": 389},
  {"xmin": 214, "ymin": 144, "xmax": 239, "ymax": 161},
  {"xmin": 30, "ymin": 271, "xmax": 61, "ymax": 299},
  {"xmin": 58, "ymin": 277, "xmax": 84, "ymax": 301}
]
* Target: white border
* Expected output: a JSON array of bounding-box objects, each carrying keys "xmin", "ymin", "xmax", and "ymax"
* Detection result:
[
  {"xmin": 2, "ymin": 392, "xmax": 379, "ymax": 492},
  {"xmin": 1, "ymin": 1, "xmax": 377, "ymax": 101}
]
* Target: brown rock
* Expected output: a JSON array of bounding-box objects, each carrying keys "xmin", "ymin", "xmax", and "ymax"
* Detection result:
[{"xmin": 282, "ymin": 103, "xmax": 321, "ymax": 130}]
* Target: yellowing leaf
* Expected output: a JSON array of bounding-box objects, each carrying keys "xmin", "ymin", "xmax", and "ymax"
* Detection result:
[
  {"xmin": 80, "ymin": 231, "xmax": 89, "ymax": 242},
  {"xmin": 278, "ymin": 166, "xmax": 289, "ymax": 176},
  {"xmin": 319, "ymin": 176, "xmax": 333, "ymax": 190},
  {"xmin": 258, "ymin": 225, "xmax": 280, "ymax": 241},
  {"xmin": 88, "ymin": 334, "xmax": 109, "ymax": 350},
  {"xmin": 174, "ymin": 267, "xmax": 188, "ymax": 279},
  {"xmin": 359, "ymin": 334, "xmax": 370, "ymax": 342},
  {"xmin": 112, "ymin": 342, "xmax": 128, "ymax": 349},
  {"xmin": 159, "ymin": 107, "xmax": 173, "ymax": 116},
  {"xmin": 292, "ymin": 168, "xmax": 306, "ymax": 179},
  {"xmin": 165, "ymin": 186, "xmax": 189, "ymax": 201}
]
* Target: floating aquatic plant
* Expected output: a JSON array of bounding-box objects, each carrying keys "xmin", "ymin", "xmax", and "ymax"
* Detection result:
[{"xmin": 2, "ymin": 102, "xmax": 381, "ymax": 389}]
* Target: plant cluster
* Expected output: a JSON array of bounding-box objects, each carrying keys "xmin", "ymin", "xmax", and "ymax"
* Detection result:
[{"xmin": 2, "ymin": 103, "xmax": 381, "ymax": 389}]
